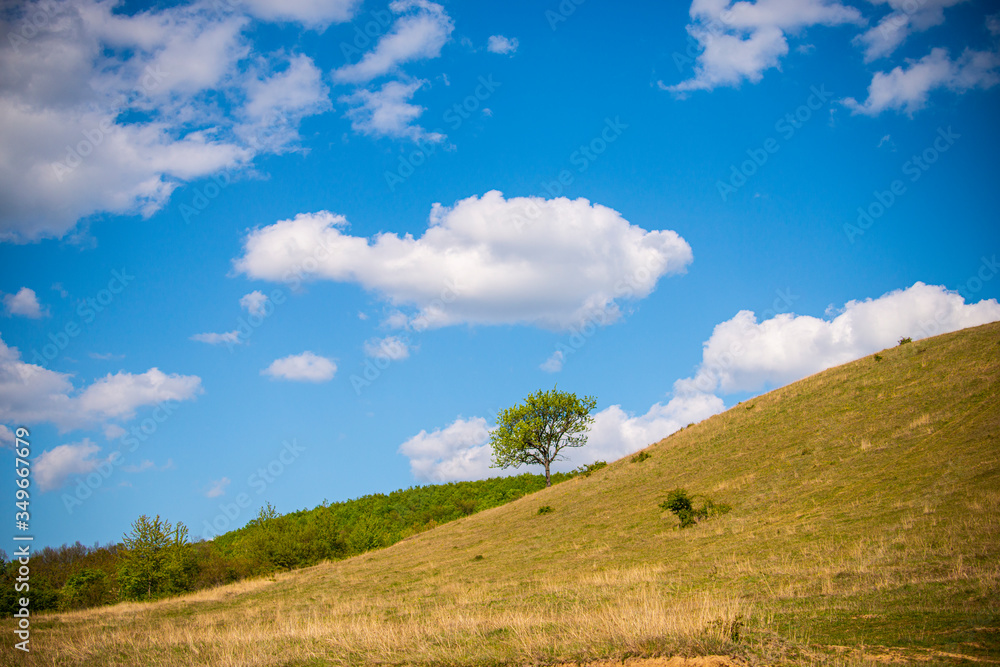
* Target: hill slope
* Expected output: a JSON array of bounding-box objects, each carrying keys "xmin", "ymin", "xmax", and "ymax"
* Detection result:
[{"xmin": 9, "ymin": 322, "xmax": 1000, "ymax": 666}]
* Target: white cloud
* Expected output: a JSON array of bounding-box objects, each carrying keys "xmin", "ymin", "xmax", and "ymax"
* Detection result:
[
  {"xmin": 855, "ymin": 0, "xmax": 968, "ymax": 62},
  {"xmin": 234, "ymin": 191, "xmax": 693, "ymax": 330},
  {"xmin": 843, "ymin": 47, "xmax": 1000, "ymax": 116},
  {"xmin": 382, "ymin": 310, "xmax": 410, "ymax": 329},
  {"xmin": 582, "ymin": 393, "xmax": 726, "ymax": 464},
  {"xmin": 487, "ymin": 35, "xmax": 519, "ymax": 55},
  {"xmin": 540, "ymin": 350, "xmax": 564, "ymax": 373},
  {"xmin": 0, "ymin": 334, "xmax": 202, "ymax": 431},
  {"xmin": 333, "ymin": 0, "xmax": 454, "ymax": 84},
  {"xmin": 74, "ymin": 369, "xmax": 203, "ymax": 422},
  {"xmin": 340, "ymin": 79, "xmax": 444, "ymax": 142},
  {"xmin": 989, "ymin": 13, "xmax": 1000, "ymax": 37},
  {"xmin": 103, "ymin": 424, "xmax": 127, "ymax": 440},
  {"xmin": 241, "ymin": 0, "xmax": 360, "ymax": 28},
  {"xmin": 676, "ymin": 282, "xmax": 1000, "ymax": 396},
  {"xmin": 262, "ymin": 351, "xmax": 336, "ymax": 382},
  {"xmin": 0, "ymin": 425, "xmax": 14, "ymax": 448},
  {"xmin": 191, "ymin": 331, "xmax": 242, "ymax": 345},
  {"xmin": 666, "ymin": 0, "xmax": 863, "ymax": 92},
  {"xmin": 0, "ymin": 0, "xmax": 332, "ymax": 243},
  {"xmin": 364, "ymin": 336, "xmax": 410, "ymax": 361},
  {"xmin": 238, "ymin": 54, "xmax": 331, "ymax": 152},
  {"xmin": 33, "ymin": 438, "xmax": 105, "ymax": 492},
  {"xmin": 398, "ymin": 416, "xmax": 494, "ymax": 483},
  {"xmin": 239, "ymin": 290, "xmax": 269, "ymax": 317},
  {"xmin": 205, "ymin": 476, "xmax": 231, "ymax": 498},
  {"xmin": 3, "ymin": 287, "xmax": 46, "ymax": 318}
]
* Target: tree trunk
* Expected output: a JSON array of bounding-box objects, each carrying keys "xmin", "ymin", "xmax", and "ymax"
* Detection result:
[{"xmin": 544, "ymin": 461, "xmax": 551, "ymax": 487}]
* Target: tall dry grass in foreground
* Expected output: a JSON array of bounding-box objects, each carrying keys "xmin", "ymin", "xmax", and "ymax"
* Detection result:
[{"xmin": 22, "ymin": 566, "xmax": 748, "ymax": 666}]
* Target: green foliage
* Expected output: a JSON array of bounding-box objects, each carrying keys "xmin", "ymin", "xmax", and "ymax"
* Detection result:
[
  {"xmin": 118, "ymin": 515, "xmax": 196, "ymax": 600},
  {"xmin": 571, "ymin": 461, "xmax": 607, "ymax": 477},
  {"xmin": 874, "ymin": 353, "xmax": 883, "ymax": 362},
  {"xmin": 537, "ymin": 505, "xmax": 554, "ymax": 515},
  {"xmin": 659, "ymin": 489, "xmax": 731, "ymax": 529},
  {"xmin": 631, "ymin": 451, "xmax": 651, "ymax": 463},
  {"xmin": 489, "ymin": 386, "xmax": 597, "ymax": 486},
  {"xmin": 59, "ymin": 568, "xmax": 113, "ymax": 610},
  {"xmin": 211, "ymin": 472, "xmax": 579, "ymax": 577},
  {"xmin": 898, "ymin": 337, "xmax": 912, "ymax": 345}
]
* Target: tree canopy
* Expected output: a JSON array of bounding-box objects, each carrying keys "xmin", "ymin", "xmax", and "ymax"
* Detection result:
[{"xmin": 489, "ymin": 387, "xmax": 597, "ymax": 486}]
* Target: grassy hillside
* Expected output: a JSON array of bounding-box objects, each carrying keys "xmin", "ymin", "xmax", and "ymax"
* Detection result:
[{"xmin": 7, "ymin": 322, "xmax": 999, "ymax": 666}]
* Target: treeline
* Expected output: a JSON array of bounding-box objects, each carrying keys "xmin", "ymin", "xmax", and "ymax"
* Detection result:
[{"xmin": 0, "ymin": 468, "xmax": 601, "ymax": 614}]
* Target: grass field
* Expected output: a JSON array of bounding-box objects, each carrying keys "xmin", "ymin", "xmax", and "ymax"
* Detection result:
[{"xmin": 5, "ymin": 322, "xmax": 999, "ymax": 666}]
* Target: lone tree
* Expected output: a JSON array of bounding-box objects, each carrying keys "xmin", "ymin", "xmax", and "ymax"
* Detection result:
[{"xmin": 489, "ymin": 387, "xmax": 597, "ymax": 487}]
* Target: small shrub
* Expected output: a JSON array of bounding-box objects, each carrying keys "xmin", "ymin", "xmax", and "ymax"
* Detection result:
[
  {"xmin": 898, "ymin": 336, "xmax": 912, "ymax": 346},
  {"xmin": 701, "ymin": 498, "xmax": 732, "ymax": 518},
  {"xmin": 659, "ymin": 488, "xmax": 731, "ymax": 529},
  {"xmin": 537, "ymin": 505, "xmax": 554, "ymax": 515},
  {"xmin": 744, "ymin": 403, "xmax": 755, "ymax": 410},
  {"xmin": 874, "ymin": 353, "xmax": 883, "ymax": 362},
  {"xmin": 571, "ymin": 461, "xmax": 607, "ymax": 477},
  {"xmin": 472, "ymin": 554, "xmax": 484, "ymax": 561},
  {"xmin": 631, "ymin": 451, "xmax": 652, "ymax": 463}
]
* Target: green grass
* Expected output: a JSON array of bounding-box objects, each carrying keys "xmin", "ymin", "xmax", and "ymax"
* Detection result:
[{"xmin": 4, "ymin": 322, "xmax": 999, "ymax": 666}]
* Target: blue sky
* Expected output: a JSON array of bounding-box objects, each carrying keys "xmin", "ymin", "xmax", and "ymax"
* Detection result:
[{"xmin": 1, "ymin": 0, "xmax": 999, "ymax": 549}]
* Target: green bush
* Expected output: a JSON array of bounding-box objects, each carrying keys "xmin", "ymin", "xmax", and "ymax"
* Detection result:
[
  {"xmin": 571, "ymin": 461, "xmax": 607, "ymax": 477},
  {"xmin": 631, "ymin": 451, "xmax": 652, "ymax": 463},
  {"xmin": 659, "ymin": 489, "xmax": 731, "ymax": 529},
  {"xmin": 898, "ymin": 337, "xmax": 912, "ymax": 345},
  {"xmin": 537, "ymin": 505, "xmax": 554, "ymax": 515},
  {"xmin": 60, "ymin": 569, "xmax": 113, "ymax": 610}
]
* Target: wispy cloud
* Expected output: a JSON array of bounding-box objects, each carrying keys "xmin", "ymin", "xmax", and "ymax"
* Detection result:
[
  {"xmin": 843, "ymin": 47, "xmax": 1000, "ymax": 116},
  {"xmin": 205, "ymin": 477, "xmax": 231, "ymax": 498},
  {"xmin": 333, "ymin": 0, "xmax": 453, "ymax": 84},
  {"xmin": 364, "ymin": 336, "xmax": 411, "ymax": 361},
  {"xmin": 487, "ymin": 35, "xmax": 519, "ymax": 55},
  {"xmin": 191, "ymin": 331, "xmax": 242, "ymax": 346},
  {"xmin": 540, "ymin": 350, "xmax": 564, "ymax": 373}
]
